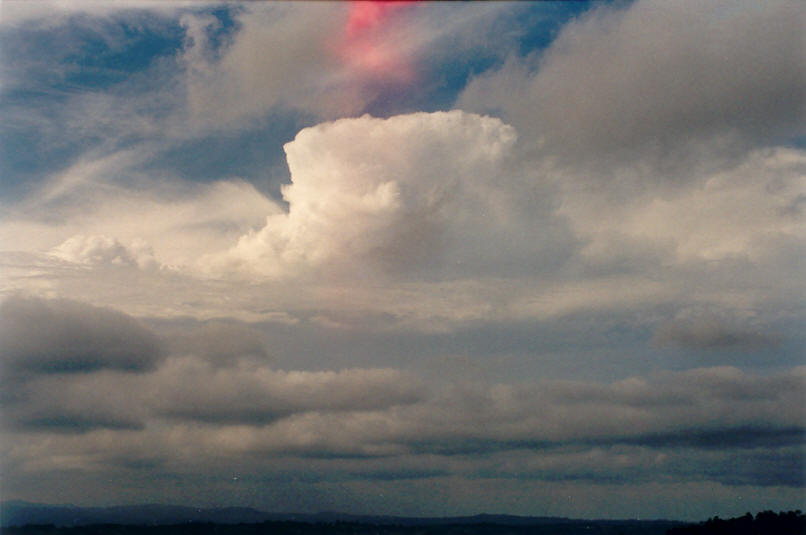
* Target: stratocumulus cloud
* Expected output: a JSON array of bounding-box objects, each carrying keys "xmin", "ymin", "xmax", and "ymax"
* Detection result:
[
  {"xmin": 2, "ymin": 307, "xmax": 802, "ymax": 493},
  {"xmin": 0, "ymin": 296, "xmax": 164, "ymax": 377}
]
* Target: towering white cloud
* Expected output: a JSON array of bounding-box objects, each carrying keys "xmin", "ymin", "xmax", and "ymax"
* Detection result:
[{"xmin": 211, "ymin": 111, "xmax": 520, "ymax": 278}]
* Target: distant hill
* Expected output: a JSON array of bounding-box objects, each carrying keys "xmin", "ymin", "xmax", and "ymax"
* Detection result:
[
  {"xmin": 667, "ymin": 510, "xmax": 805, "ymax": 535},
  {"xmin": 1, "ymin": 502, "xmax": 278, "ymax": 527},
  {"xmin": 0, "ymin": 501, "xmax": 685, "ymax": 534},
  {"xmin": 0, "ymin": 501, "xmax": 269, "ymax": 527}
]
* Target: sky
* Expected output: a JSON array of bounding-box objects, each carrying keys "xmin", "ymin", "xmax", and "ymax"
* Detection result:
[{"xmin": 0, "ymin": 0, "xmax": 804, "ymax": 521}]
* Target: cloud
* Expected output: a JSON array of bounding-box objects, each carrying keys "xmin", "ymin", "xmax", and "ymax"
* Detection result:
[
  {"xmin": 0, "ymin": 1, "xmax": 213, "ymax": 28},
  {"xmin": 149, "ymin": 358, "xmax": 425, "ymax": 425},
  {"xmin": 179, "ymin": 2, "xmax": 529, "ymax": 127},
  {"xmin": 180, "ymin": 4, "xmax": 364, "ymax": 126},
  {"xmin": 0, "ymin": 162, "xmax": 279, "ymax": 270},
  {"xmin": 623, "ymin": 427, "xmax": 804, "ymax": 450},
  {"xmin": 0, "ymin": 295, "xmax": 164, "ymax": 377},
  {"xmin": 0, "ymin": 300, "xmax": 799, "ymax": 507},
  {"xmin": 554, "ymin": 145, "xmax": 806, "ymax": 282},
  {"xmin": 2, "ymin": 368, "xmax": 151, "ymax": 434},
  {"xmin": 10, "ymin": 400, "xmax": 145, "ymax": 434},
  {"xmin": 4, "ymin": 28, "xmax": 801, "ymax": 334},
  {"xmin": 166, "ymin": 322, "xmax": 272, "ymax": 367},
  {"xmin": 3, "ymin": 359, "xmax": 802, "ymax": 494},
  {"xmin": 1, "ymin": 138, "xmax": 802, "ymax": 345},
  {"xmin": 653, "ymin": 316, "xmax": 780, "ymax": 351},
  {"xmin": 458, "ymin": 0, "xmax": 806, "ymax": 169},
  {"xmin": 316, "ymin": 366, "xmax": 805, "ymax": 457},
  {"xmin": 470, "ymin": 444, "xmax": 805, "ymax": 489},
  {"xmin": 146, "ymin": 363, "xmax": 806, "ymax": 455},
  {"xmin": 50, "ymin": 235, "xmax": 160, "ymax": 270},
  {"xmin": 207, "ymin": 110, "xmax": 530, "ymax": 278}
]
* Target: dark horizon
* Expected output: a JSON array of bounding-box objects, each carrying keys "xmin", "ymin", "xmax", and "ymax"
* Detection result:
[
  {"xmin": 5, "ymin": 502, "xmax": 805, "ymax": 535},
  {"xmin": 0, "ymin": 500, "xmax": 695, "ymax": 527}
]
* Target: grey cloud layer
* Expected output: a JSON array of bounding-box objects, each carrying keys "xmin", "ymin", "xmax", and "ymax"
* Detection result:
[
  {"xmin": 653, "ymin": 316, "xmax": 781, "ymax": 351},
  {"xmin": 2, "ymin": 298, "xmax": 802, "ymax": 483},
  {"xmin": 0, "ymin": 294, "xmax": 801, "ymax": 519},
  {"xmin": 150, "ymin": 359, "xmax": 425, "ymax": 425},
  {"xmin": 0, "ymin": 297, "xmax": 426, "ymax": 432},
  {"xmin": 0, "ymin": 296, "xmax": 164, "ymax": 376},
  {"xmin": 4, "ymin": 359, "xmax": 803, "ymax": 488}
]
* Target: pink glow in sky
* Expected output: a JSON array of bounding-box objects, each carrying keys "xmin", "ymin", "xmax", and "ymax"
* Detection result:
[{"xmin": 336, "ymin": 1, "xmax": 418, "ymax": 83}]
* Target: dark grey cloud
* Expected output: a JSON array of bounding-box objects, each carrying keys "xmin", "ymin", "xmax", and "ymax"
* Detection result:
[
  {"xmin": 346, "ymin": 467, "xmax": 451, "ymax": 482},
  {"xmin": 405, "ymin": 438, "xmax": 554, "ymax": 457},
  {"xmin": 14, "ymin": 411, "xmax": 144, "ymax": 433},
  {"xmin": 621, "ymin": 426, "xmax": 806, "ymax": 451},
  {"xmin": 469, "ymin": 444, "xmax": 805, "ymax": 489},
  {"xmin": 0, "ymin": 295, "xmax": 165, "ymax": 377},
  {"xmin": 2, "ymin": 370, "xmax": 149, "ymax": 434},
  {"xmin": 166, "ymin": 321, "xmax": 271, "ymax": 367},
  {"xmin": 779, "ymin": 193, "xmax": 806, "ymax": 217},
  {"xmin": 711, "ymin": 448, "xmax": 805, "ymax": 487},
  {"xmin": 401, "ymin": 426, "xmax": 806, "ymax": 458},
  {"xmin": 653, "ymin": 317, "xmax": 781, "ymax": 351}
]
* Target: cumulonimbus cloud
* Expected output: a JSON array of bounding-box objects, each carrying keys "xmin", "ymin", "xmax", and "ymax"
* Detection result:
[{"xmin": 207, "ymin": 110, "xmax": 519, "ymax": 278}]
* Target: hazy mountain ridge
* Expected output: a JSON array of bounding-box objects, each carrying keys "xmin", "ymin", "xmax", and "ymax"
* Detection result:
[
  {"xmin": 1, "ymin": 502, "xmax": 278, "ymax": 527},
  {"xmin": 0, "ymin": 501, "xmax": 684, "ymax": 532}
]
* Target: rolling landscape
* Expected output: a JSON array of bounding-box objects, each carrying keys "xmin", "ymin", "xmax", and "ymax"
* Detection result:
[
  {"xmin": 0, "ymin": 501, "xmax": 688, "ymax": 534},
  {"xmin": 3, "ymin": 503, "xmax": 805, "ymax": 535}
]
